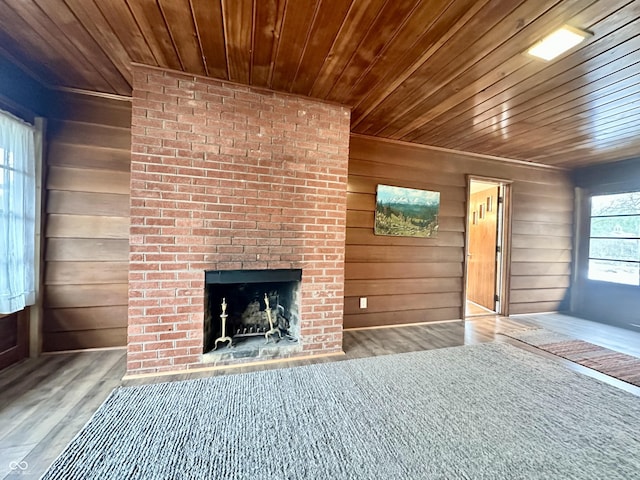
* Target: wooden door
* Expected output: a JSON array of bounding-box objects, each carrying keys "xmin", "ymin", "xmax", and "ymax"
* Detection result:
[
  {"xmin": 0, "ymin": 311, "xmax": 28, "ymax": 370},
  {"xmin": 467, "ymin": 186, "xmax": 500, "ymax": 310}
]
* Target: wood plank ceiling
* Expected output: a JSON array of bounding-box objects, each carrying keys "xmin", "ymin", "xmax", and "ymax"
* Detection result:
[{"xmin": 1, "ymin": 0, "xmax": 640, "ymax": 169}]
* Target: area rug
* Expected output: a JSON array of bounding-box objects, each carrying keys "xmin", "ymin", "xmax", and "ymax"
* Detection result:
[
  {"xmin": 41, "ymin": 343, "xmax": 640, "ymax": 480},
  {"xmin": 501, "ymin": 328, "xmax": 640, "ymax": 387}
]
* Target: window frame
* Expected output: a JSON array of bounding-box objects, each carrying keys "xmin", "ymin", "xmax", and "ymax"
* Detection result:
[{"xmin": 586, "ymin": 189, "xmax": 640, "ymax": 287}]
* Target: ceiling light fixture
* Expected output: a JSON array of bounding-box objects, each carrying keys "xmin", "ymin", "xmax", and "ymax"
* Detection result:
[{"xmin": 527, "ymin": 25, "xmax": 591, "ymax": 61}]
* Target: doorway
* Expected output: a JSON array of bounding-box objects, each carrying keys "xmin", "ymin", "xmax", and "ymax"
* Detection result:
[{"xmin": 465, "ymin": 178, "xmax": 510, "ymax": 317}]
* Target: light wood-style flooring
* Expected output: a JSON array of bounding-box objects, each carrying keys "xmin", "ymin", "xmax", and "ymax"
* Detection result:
[
  {"xmin": 1, "ymin": 313, "xmax": 639, "ymax": 479},
  {"xmin": 465, "ymin": 300, "xmax": 495, "ymax": 317}
]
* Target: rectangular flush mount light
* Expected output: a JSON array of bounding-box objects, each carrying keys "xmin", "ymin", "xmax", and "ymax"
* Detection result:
[{"xmin": 527, "ymin": 25, "xmax": 590, "ymax": 61}]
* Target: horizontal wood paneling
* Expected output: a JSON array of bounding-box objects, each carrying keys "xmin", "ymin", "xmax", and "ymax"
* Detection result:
[
  {"xmin": 45, "ymin": 306, "xmax": 128, "ymax": 331},
  {"xmin": 47, "ymin": 120, "xmax": 131, "ymax": 150},
  {"xmin": 45, "ymin": 239, "xmax": 129, "ymax": 262},
  {"xmin": 45, "ymin": 262, "xmax": 129, "ymax": 285},
  {"xmin": 43, "ymin": 92, "xmax": 131, "ymax": 352},
  {"xmin": 345, "ymin": 245, "xmax": 463, "ymax": 264},
  {"xmin": 45, "ymin": 285, "xmax": 128, "ymax": 309},
  {"xmin": 47, "ymin": 165, "xmax": 130, "ymax": 195},
  {"xmin": 346, "ymin": 228, "xmax": 465, "ymax": 248},
  {"xmin": 345, "ymin": 292, "xmax": 462, "ymax": 315},
  {"xmin": 47, "ymin": 191, "xmax": 129, "ymax": 217},
  {"xmin": 42, "ymin": 328, "xmax": 127, "ymax": 352},
  {"xmin": 344, "ymin": 278, "xmax": 462, "ymax": 297},
  {"xmin": 346, "ymin": 262, "xmax": 464, "ymax": 280},
  {"xmin": 345, "ymin": 135, "xmax": 573, "ymax": 328},
  {"xmin": 47, "ymin": 143, "xmax": 130, "ymax": 172},
  {"xmin": 510, "ymin": 262, "xmax": 571, "ymax": 276},
  {"xmin": 511, "ymin": 249, "xmax": 572, "ymax": 263},
  {"xmin": 47, "ymin": 215, "xmax": 129, "ymax": 239},
  {"xmin": 509, "ymin": 302, "xmax": 564, "ymax": 315},
  {"xmin": 510, "ymin": 275, "xmax": 571, "ymax": 290},
  {"xmin": 509, "ymin": 288, "xmax": 569, "ymax": 304},
  {"xmin": 345, "ymin": 308, "xmax": 462, "ymax": 329},
  {"xmin": 511, "ymin": 235, "xmax": 572, "ymax": 250},
  {"xmin": 511, "ymin": 221, "xmax": 573, "ymax": 237}
]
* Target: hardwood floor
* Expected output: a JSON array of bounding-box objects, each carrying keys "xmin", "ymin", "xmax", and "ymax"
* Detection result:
[
  {"xmin": 1, "ymin": 313, "xmax": 639, "ymax": 479},
  {"xmin": 465, "ymin": 300, "xmax": 495, "ymax": 317}
]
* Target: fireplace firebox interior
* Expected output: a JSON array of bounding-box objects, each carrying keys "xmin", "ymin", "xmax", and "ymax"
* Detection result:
[{"xmin": 204, "ymin": 269, "xmax": 302, "ymax": 356}]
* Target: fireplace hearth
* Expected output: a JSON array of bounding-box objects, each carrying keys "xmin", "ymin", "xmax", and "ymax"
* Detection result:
[{"xmin": 203, "ymin": 269, "xmax": 303, "ymax": 362}]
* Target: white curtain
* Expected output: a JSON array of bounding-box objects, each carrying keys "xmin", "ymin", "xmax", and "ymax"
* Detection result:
[{"xmin": 0, "ymin": 110, "xmax": 36, "ymax": 314}]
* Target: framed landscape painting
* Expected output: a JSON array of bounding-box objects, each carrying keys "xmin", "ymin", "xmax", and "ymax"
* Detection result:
[{"xmin": 374, "ymin": 184, "xmax": 440, "ymax": 238}]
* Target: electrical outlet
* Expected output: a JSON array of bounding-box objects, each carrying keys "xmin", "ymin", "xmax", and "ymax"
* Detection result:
[{"xmin": 359, "ymin": 297, "xmax": 367, "ymax": 309}]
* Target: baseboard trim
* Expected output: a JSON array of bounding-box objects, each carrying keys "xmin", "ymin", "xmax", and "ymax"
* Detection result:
[{"xmin": 43, "ymin": 346, "xmax": 127, "ymax": 355}]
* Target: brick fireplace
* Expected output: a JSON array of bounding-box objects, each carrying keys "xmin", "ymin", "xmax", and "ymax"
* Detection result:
[{"xmin": 127, "ymin": 65, "xmax": 350, "ymax": 375}]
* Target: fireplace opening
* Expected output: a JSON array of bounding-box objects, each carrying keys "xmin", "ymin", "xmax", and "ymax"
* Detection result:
[{"xmin": 204, "ymin": 269, "xmax": 302, "ymax": 359}]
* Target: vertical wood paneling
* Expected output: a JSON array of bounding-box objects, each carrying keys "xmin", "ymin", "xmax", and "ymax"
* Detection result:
[
  {"xmin": 270, "ymin": 0, "xmax": 320, "ymax": 92},
  {"xmin": 125, "ymin": 0, "xmax": 182, "ymax": 70},
  {"xmin": 191, "ymin": 0, "xmax": 228, "ymax": 79},
  {"xmin": 251, "ymin": 0, "xmax": 286, "ymax": 86},
  {"xmin": 43, "ymin": 91, "xmax": 131, "ymax": 351},
  {"xmin": 220, "ymin": 0, "xmax": 253, "ymax": 83},
  {"xmin": 345, "ymin": 135, "xmax": 573, "ymax": 328},
  {"xmin": 157, "ymin": 0, "xmax": 207, "ymax": 75}
]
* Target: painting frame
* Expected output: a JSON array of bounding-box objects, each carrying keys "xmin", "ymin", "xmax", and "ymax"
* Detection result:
[{"xmin": 374, "ymin": 184, "xmax": 440, "ymax": 238}]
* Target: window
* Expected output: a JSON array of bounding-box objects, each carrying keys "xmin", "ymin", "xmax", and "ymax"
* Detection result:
[
  {"xmin": 588, "ymin": 191, "xmax": 640, "ymax": 286},
  {"xmin": 0, "ymin": 110, "xmax": 36, "ymax": 314}
]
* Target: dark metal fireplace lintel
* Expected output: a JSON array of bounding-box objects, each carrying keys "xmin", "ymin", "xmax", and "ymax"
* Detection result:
[{"xmin": 205, "ymin": 269, "xmax": 302, "ymax": 285}]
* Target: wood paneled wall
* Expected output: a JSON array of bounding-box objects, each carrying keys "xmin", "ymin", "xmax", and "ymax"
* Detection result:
[
  {"xmin": 43, "ymin": 92, "xmax": 131, "ymax": 351},
  {"xmin": 345, "ymin": 135, "xmax": 573, "ymax": 329}
]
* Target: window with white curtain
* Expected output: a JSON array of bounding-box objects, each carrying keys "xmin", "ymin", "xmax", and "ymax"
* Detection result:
[{"xmin": 0, "ymin": 110, "xmax": 36, "ymax": 314}]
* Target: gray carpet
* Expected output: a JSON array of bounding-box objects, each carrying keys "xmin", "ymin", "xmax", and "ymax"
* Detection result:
[{"xmin": 42, "ymin": 343, "xmax": 640, "ymax": 480}]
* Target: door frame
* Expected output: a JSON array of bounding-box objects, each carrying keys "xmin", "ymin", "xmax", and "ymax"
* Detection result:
[{"xmin": 462, "ymin": 175, "xmax": 513, "ymax": 319}]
